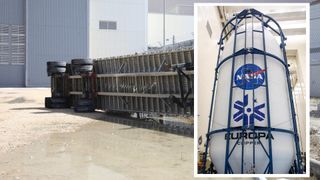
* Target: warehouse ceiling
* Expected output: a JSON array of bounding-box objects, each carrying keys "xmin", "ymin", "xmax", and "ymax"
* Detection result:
[{"xmin": 220, "ymin": 6, "xmax": 307, "ymax": 36}]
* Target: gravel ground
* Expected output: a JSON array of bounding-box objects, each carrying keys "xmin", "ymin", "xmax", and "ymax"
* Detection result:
[
  {"xmin": 0, "ymin": 88, "xmax": 194, "ymax": 180},
  {"xmin": 0, "ymin": 88, "xmax": 94, "ymax": 153}
]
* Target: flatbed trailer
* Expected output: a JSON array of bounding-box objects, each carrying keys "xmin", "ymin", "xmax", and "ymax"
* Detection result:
[{"xmin": 45, "ymin": 48, "xmax": 194, "ymax": 117}]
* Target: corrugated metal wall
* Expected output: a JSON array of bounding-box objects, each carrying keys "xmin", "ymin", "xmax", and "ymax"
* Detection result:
[
  {"xmin": 0, "ymin": 0, "xmax": 25, "ymax": 87},
  {"xmin": 26, "ymin": 0, "xmax": 89, "ymax": 86},
  {"xmin": 310, "ymin": 3, "xmax": 320, "ymax": 97}
]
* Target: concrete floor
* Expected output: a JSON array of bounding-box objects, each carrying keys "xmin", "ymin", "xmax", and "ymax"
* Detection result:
[{"xmin": 0, "ymin": 88, "xmax": 193, "ymax": 180}]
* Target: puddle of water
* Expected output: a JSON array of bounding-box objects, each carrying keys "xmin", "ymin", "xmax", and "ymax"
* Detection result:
[{"xmin": 0, "ymin": 121, "xmax": 193, "ymax": 179}]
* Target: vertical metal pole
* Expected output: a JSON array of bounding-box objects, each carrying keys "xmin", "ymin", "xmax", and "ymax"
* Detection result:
[
  {"xmin": 251, "ymin": 11, "xmax": 256, "ymax": 174},
  {"xmin": 224, "ymin": 15, "xmax": 238, "ymax": 174},
  {"xmin": 261, "ymin": 15, "xmax": 273, "ymax": 174},
  {"xmin": 241, "ymin": 12, "xmax": 248, "ymax": 174}
]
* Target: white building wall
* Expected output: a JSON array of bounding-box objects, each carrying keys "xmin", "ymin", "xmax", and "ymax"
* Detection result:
[{"xmin": 89, "ymin": 0, "xmax": 147, "ymax": 58}]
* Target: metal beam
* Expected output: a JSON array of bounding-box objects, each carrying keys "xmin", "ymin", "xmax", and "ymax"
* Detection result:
[
  {"xmin": 96, "ymin": 71, "xmax": 194, "ymax": 78},
  {"xmin": 97, "ymin": 92, "xmax": 193, "ymax": 98}
]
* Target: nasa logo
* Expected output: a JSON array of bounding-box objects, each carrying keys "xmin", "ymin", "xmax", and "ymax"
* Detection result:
[{"xmin": 234, "ymin": 64, "xmax": 265, "ymax": 90}]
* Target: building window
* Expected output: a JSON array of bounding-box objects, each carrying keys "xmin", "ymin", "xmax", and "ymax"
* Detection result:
[{"xmin": 99, "ymin": 21, "xmax": 117, "ymax": 30}]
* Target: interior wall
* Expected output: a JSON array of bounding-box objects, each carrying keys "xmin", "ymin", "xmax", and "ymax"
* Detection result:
[
  {"xmin": 196, "ymin": 6, "xmax": 222, "ymax": 152},
  {"xmin": 286, "ymin": 35, "xmax": 307, "ymax": 152}
]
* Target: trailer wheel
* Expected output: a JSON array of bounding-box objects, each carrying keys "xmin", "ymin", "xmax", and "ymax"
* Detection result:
[
  {"xmin": 47, "ymin": 61, "xmax": 67, "ymax": 67},
  {"xmin": 74, "ymin": 98, "xmax": 95, "ymax": 112},
  {"xmin": 47, "ymin": 61, "xmax": 67, "ymax": 76},
  {"xmin": 77, "ymin": 98, "xmax": 94, "ymax": 106},
  {"xmin": 74, "ymin": 105, "xmax": 95, "ymax": 112},
  {"xmin": 47, "ymin": 67, "xmax": 66, "ymax": 76},
  {"xmin": 45, "ymin": 97, "xmax": 69, "ymax": 108},
  {"xmin": 72, "ymin": 64, "xmax": 93, "ymax": 74},
  {"xmin": 45, "ymin": 97, "xmax": 52, "ymax": 108},
  {"xmin": 71, "ymin": 59, "xmax": 93, "ymax": 65}
]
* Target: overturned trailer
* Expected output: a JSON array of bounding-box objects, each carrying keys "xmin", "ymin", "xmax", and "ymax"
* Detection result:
[{"xmin": 45, "ymin": 48, "xmax": 194, "ymax": 117}]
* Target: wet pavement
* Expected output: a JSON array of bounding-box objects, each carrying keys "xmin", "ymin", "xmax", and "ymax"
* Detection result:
[
  {"xmin": 0, "ymin": 88, "xmax": 193, "ymax": 180},
  {"xmin": 0, "ymin": 120, "xmax": 193, "ymax": 179}
]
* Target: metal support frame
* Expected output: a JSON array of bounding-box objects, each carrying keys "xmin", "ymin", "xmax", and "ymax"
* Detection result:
[
  {"xmin": 171, "ymin": 63, "xmax": 194, "ymax": 109},
  {"xmin": 202, "ymin": 8, "xmax": 302, "ymax": 174},
  {"xmin": 68, "ymin": 48, "xmax": 194, "ymax": 116},
  {"xmin": 79, "ymin": 72, "xmax": 96, "ymax": 100},
  {"xmin": 51, "ymin": 73, "xmax": 67, "ymax": 98}
]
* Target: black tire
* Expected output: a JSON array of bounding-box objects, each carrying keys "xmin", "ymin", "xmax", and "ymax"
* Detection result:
[
  {"xmin": 51, "ymin": 97, "xmax": 67, "ymax": 104},
  {"xmin": 74, "ymin": 98, "xmax": 94, "ymax": 112},
  {"xmin": 45, "ymin": 97, "xmax": 51, "ymax": 108},
  {"xmin": 47, "ymin": 61, "xmax": 67, "ymax": 68},
  {"xmin": 45, "ymin": 97, "xmax": 69, "ymax": 109},
  {"xmin": 74, "ymin": 105, "xmax": 95, "ymax": 112},
  {"xmin": 50, "ymin": 102, "xmax": 69, "ymax": 108},
  {"xmin": 77, "ymin": 98, "xmax": 94, "ymax": 106},
  {"xmin": 47, "ymin": 61, "xmax": 67, "ymax": 76},
  {"xmin": 47, "ymin": 66, "xmax": 66, "ymax": 74},
  {"xmin": 73, "ymin": 65, "xmax": 93, "ymax": 73},
  {"xmin": 71, "ymin": 59, "xmax": 93, "ymax": 65}
]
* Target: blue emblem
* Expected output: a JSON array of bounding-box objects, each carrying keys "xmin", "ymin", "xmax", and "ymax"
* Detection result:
[
  {"xmin": 234, "ymin": 64, "xmax": 265, "ymax": 90},
  {"xmin": 233, "ymin": 94, "xmax": 265, "ymax": 128}
]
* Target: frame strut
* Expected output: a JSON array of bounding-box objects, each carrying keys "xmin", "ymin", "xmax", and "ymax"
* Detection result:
[{"xmin": 224, "ymin": 14, "xmax": 238, "ymax": 174}]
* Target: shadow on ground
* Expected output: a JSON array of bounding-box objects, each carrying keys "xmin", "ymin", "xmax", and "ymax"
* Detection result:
[{"xmin": 6, "ymin": 97, "xmax": 35, "ymax": 104}]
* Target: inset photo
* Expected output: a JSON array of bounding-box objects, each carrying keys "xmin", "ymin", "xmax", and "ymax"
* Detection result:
[{"xmin": 195, "ymin": 3, "xmax": 309, "ymax": 176}]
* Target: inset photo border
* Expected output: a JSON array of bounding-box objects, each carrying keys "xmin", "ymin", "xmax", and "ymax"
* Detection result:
[{"xmin": 194, "ymin": 3, "xmax": 310, "ymax": 178}]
